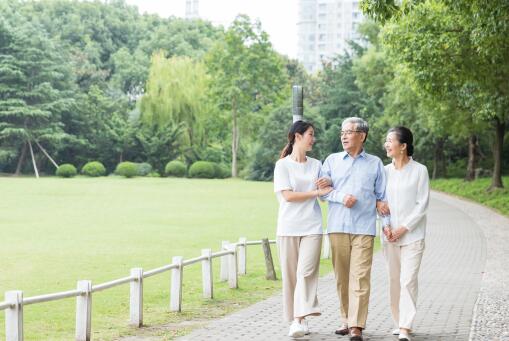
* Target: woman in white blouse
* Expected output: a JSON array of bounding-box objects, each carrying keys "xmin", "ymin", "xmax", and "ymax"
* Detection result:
[
  {"xmin": 273, "ymin": 120, "xmax": 332, "ymax": 338},
  {"xmin": 380, "ymin": 126, "xmax": 430, "ymax": 341}
]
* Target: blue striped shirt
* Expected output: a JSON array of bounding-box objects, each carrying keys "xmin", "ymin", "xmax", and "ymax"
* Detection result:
[{"xmin": 320, "ymin": 150, "xmax": 386, "ymax": 236}]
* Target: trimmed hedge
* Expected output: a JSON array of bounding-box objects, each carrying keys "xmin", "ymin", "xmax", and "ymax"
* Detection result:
[
  {"xmin": 56, "ymin": 164, "xmax": 77, "ymax": 178},
  {"xmin": 81, "ymin": 161, "xmax": 106, "ymax": 177},
  {"xmin": 115, "ymin": 162, "xmax": 138, "ymax": 178},
  {"xmin": 165, "ymin": 160, "xmax": 187, "ymax": 177},
  {"xmin": 136, "ymin": 162, "xmax": 152, "ymax": 176},
  {"xmin": 214, "ymin": 163, "xmax": 230, "ymax": 179},
  {"xmin": 188, "ymin": 161, "xmax": 216, "ymax": 178}
]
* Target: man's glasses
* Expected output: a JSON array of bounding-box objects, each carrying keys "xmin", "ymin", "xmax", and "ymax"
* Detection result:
[{"xmin": 340, "ymin": 130, "xmax": 362, "ymax": 136}]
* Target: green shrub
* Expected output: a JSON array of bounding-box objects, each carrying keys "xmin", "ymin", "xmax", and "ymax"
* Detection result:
[
  {"xmin": 56, "ymin": 164, "xmax": 77, "ymax": 178},
  {"xmin": 115, "ymin": 162, "xmax": 138, "ymax": 178},
  {"xmin": 165, "ymin": 160, "xmax": 187, "ymax": 177},
  {"xmin": 136, "ymin": 162, "xmax": 152, "ymax": 176},
  {"xmin": 147, "ymin": 171, "xmax": 160, "ymax": 177},
  {"xmin": 81, "ymin": 161, "xmax": 106, "ymax": 177},
  {"xmin": 214, "ymin": 163, "xmax": 230, "ymax": 179},
  {"xmin": 188, "ymin": 161, "xmax": 217, "ymax": 178}
]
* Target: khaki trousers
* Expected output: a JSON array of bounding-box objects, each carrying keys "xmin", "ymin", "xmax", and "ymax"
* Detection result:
[
  {"xmin": 277, "ymin": 235, "xmax": 322, "ymax": 322},
  {"xmin": 329, "ymin": 233, "xmax": 374, "ymax": 329},
  {"xmin": 383, "ymin": 239, "xmax": 425, "ymax": 330}
]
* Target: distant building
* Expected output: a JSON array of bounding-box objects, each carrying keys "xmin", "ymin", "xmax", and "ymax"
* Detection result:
[
  {"xmin": 185, "ymin": 0, "xmax": 199, "ymax": 19},
  {"xmin": 297, "ymin": 0, "xmax": 364, "ymax": 73}
]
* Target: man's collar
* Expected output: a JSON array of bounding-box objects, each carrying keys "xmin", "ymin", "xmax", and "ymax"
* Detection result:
[{"xmin": 341, "ymin": 149, "xmax": 366, "ymax": 159}]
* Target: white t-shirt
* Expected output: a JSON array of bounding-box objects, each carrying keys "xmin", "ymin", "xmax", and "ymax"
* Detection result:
[{"xmin": 273, "ymin": 156, "xmax": 323, "ymax": 236}]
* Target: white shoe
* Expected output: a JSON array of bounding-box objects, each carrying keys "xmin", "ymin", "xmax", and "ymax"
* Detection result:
[
  {"xmin": 301, "ymin": 319, "xmax": 310, "ymax": 335},
  {"xmin": 392, "ymin": 329, "xmax": 400, "ymax": 335},
  {"xmin": 399, "ymin": 332, "xmax": 411, "ymax": 341},
  {"xmin": 288, "ymin": 320, "xmax": 306, "ymax": 338}
]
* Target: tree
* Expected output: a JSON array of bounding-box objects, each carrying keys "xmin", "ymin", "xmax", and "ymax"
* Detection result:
[
  {"xmin": 206, "ymin": 15, "xmax": 288, "ymax": 177},
  {"xmin": 361, "ymin": 0, "xmax": 509, "ymax": 188},
  {"xmin": 0, "ymin": 19, "xmax": 75, "ymax": 176},
  {"xmin": 139, "ymin": 52, "xmax": 210, "ymax": 150}
]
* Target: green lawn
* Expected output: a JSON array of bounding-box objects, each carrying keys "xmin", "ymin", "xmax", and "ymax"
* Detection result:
[
  {"xmin": 0, "ymin": 177, "xmax": 340, "ymax": 340},
  {"xmin": 431, "ymin": 176, "xmax": 509, "ymax": 216}
]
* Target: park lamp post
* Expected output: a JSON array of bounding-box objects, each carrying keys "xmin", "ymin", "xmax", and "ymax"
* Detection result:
[{"xmin": 292, "ymin": 85, "xmax": 303, "ymax": 123}]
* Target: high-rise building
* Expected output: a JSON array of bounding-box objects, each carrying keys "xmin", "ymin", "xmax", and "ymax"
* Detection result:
[
  {"xmin": 297, "ymin": 0, "xmax": 364, "ymax": 73},
  {"xmin": 185, "ymin": 0, "xmax": 199, "ymax": 19}
]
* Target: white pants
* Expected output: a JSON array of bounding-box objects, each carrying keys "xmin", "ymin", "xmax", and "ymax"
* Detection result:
[
  {"xmin": 383, "ymin": 239, "xmax": 425, "ymax": 330},
  {"xmin": 277, "ymin": 235, "xmax": 322, "ymax": 322}
]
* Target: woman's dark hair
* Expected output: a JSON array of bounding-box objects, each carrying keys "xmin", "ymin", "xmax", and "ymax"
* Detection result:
[
  {"xmin": 279, "ymin": 120, "xmax": 314, "ymax": 159},
  {"xmin": 388, "ymin": 126, "xmax": 414, "ymax": 156}
]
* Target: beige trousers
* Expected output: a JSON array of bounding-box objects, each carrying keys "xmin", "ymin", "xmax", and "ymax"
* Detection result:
[
  {"xmin": 383, "ymin": 239, "xmax": 425, "ymax": 330},
  {"xmin": 329, "ymin": 233, "xmax": 374, "ymax": 329},
  {"xmin": 277, "ymin": 235, "xmax": 322, "ymax": 322}
]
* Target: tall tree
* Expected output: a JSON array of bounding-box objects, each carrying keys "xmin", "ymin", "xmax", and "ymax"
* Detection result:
[
  {"xmin": 361, "ymin": 0, "xmax": 509, "ymax": 188},
  {"xmin": 0, "ymin": 19, "xmax": 74, "ymax": 176},
  {"xmin": 206, "ymin": 15, "xmax": 288, "ymax": 177}
]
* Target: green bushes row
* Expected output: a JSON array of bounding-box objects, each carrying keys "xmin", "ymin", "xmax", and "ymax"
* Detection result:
[{"xmin": 55, "ymin": 160, "xmax": 230, "ymax": 179}]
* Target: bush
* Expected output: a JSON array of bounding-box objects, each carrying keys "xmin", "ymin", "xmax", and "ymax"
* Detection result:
[
  {"xmin": 115, "ymin": 162, "xmax": 138, "ymax": 178},
  {"xmin": 136, "ymin": 162, "xmax": 152, "ymax": 176},
  {"xmin": 56, "ymin": 164, "xmax": 77, "ymax": 178},
  {"xmin": 214, "ymin": 163, "xmax": 230, "ymax": 179},
  {"xmin": 188, "ymin": 161, "xmax": 217, "ymax": 178},
  {"xmin": 81, "ymin": 161, "xmax": 106, "ymax": 177},
  {"xmin": 165, "ymin": 160, "xmax": 187, "ymax": 177}
]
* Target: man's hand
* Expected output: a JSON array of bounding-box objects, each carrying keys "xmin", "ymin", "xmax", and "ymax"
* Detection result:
[
  {"xmin": 343, "ymin": 194, "xmax": 357, "ymax": 208},
  {"xmin": 315, "ymin": 177, "xmax": 332, "ymax": 189},
  {"xmin": 388, "ymin": 227, "xmax": 409, "ymax": 242},
  {"xmin": 376, "ymin": 201, "xmax": 390, "ymax": 216}
]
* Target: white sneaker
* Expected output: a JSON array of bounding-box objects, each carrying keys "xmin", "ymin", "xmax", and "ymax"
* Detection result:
[
  {"xmin": 399, "ymin": 332, "xmax": 411, "ymax": 341},
  {"xmin": 288, "ymin": 320, "xmax": 306, "ymax": 338},
  {"xmin": 301, "ymin": 319, "xmax": 310, "ymax": 335},
  {"xmin": 392, "ymin": 329, "xmax": 400, "ymax": 335}
]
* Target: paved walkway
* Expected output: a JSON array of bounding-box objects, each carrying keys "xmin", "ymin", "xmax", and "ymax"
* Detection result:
[{"xmin": 125, "ymin": 191, "xmax": 509, "ymax": 341}]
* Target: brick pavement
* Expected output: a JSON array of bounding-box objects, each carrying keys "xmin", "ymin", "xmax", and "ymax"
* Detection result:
[{"xmin": 176, "ymin": 192, "xmax": 488, "ymax": 341}]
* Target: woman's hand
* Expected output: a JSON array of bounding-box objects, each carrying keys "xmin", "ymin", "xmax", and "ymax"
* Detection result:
[
  {"xmin": 388, "ymin": 227, "xmax": 409, "ymax": 242},
  {"xmin": 376, "ymin": 201, "xmax": 390, "ymax": 216},
  {"xmin": 317, "ymin": 186, "xmax": 333, "ymax": 197},
  {"xmin": 383, "ymin": 226, "xmax": 392, "ymax": 240},
  {"xmin": 315, "ymin": 177, "xmax": 331, "ymax": 189}
]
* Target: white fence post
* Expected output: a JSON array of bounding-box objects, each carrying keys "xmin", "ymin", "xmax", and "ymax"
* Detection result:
[
  {"xmin": 129, "ymin": 268, "xmax": 143, "ymax": 327},
  {"xmin": 5, "ymin": 290, "xmax": 23, "ymax": 341},
  {"xmin": 220, "ymin": 240, "xmax": 229, "ymax": 281},
  {"xmin": 170, "ymin": 256, "xmax": 183, "ymax": 312},
  {"xmin": 227, "ymin": 244, "xmax": 238, "ymax": 289},
  {"xmin": 321, "ymin": 232, "xmax": 330, "ymax": 259},
  {"xmin": 201, "ymin": 249, "xmax": 213, "ymax": 299},
  {"xmin": 237, "ymin": 237, "xmax": 247, "ymax": 275},
  {"xmin": 75, "ymin": 280, "xmax": 92, "ymax": 341}
]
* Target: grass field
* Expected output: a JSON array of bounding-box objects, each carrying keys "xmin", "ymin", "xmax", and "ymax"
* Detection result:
[
  {"xmin": 431, "ymin": 176, "xmax": 509, "ymax": 216},
  {"xmin": 0, "ymin": 177, "xmax": 341, "ymax": 340}
]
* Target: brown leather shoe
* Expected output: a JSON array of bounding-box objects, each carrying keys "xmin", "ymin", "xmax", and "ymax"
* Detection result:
[
  {"xmin": 349, "ymin": 327, "xmax": 363, "ymax": 341},
  {"xmin": 335, "ymin": 324, "xmax": 349, "ymax": 335}
]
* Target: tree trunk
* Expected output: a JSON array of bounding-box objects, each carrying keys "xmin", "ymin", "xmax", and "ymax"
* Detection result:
[
  {"xmin": 465, "ymin": 134, "xmax": 478, "ymax": 181},
  {"xmin": 231, "ymin": 99, "xmax": 239, "ymax": 178},
  {"xmin": 489, "ymin": 117, "xmax": 505, "ymax": 189},
  {"xmin": 432, "ymin": 138, "xmax": 447, "ymax": 179},
  {"xmin": 14, "ymin": 142, "xmax": 28, "ymax": 176}
]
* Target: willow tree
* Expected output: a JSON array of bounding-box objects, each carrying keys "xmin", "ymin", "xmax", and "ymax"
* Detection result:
[{"xmin": 139, "ymin": 53, "xmax": 209, "ymax": 148}]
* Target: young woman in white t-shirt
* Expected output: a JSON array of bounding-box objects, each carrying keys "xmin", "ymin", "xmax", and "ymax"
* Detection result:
[
  {"xmin": 380, "ymin": 126, "xmax": 430, "ymax": 341},
  {"xmin": 273, "ymin": 120, "xmax": 332, "ymax": 338}
]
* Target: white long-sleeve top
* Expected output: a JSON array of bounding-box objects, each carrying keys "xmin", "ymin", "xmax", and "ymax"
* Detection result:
[{"xmin": 383, "ymin": 158, "xmax": 430, "ymax": 246}]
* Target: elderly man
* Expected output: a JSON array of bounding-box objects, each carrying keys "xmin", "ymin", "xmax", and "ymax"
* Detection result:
[{"xmin": 318, "ymin": 117, "xmax": 386, "ymax": 341}]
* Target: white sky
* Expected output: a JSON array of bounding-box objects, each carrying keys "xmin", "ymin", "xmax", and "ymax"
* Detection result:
[{"xmin": 123, "ymin": 0, "xmax": 298, "ymax": 58}]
